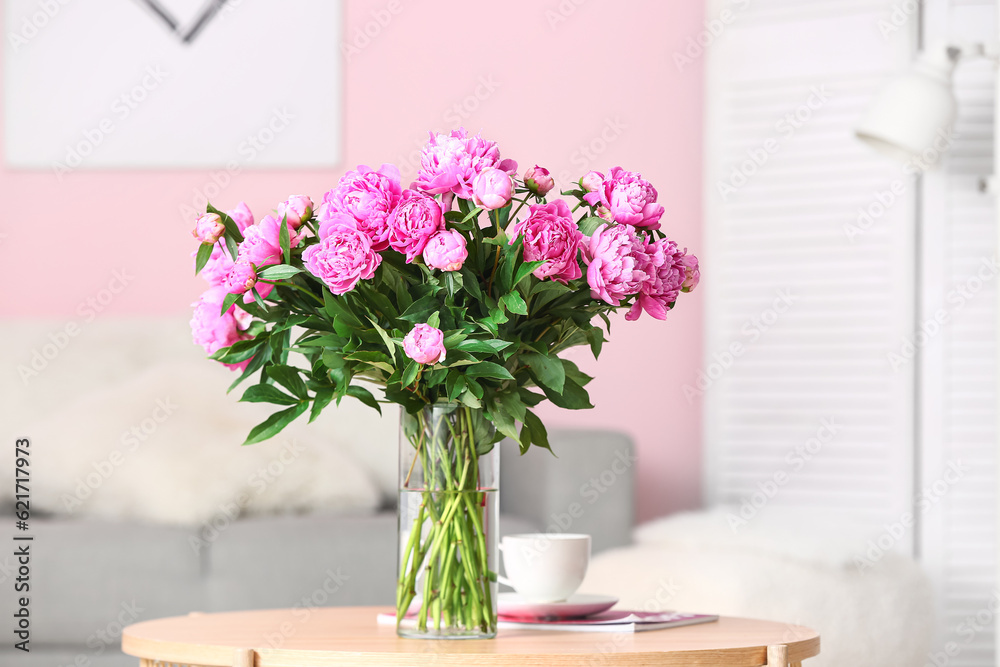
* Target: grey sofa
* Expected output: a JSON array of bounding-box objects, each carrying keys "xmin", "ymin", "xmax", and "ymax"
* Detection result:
[{"xmin": 0, "ymin": 430, "xmax": 634, "ymax": 666}]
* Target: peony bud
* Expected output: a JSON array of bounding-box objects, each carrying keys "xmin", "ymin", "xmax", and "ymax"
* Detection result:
[
  {"xmin": 277, "ymin": 195, "xmax": 313, "ymax": 229},
  {"xmin": 402, "ymin": 323, "xmax": 447, "ymax": 365},
  {"xmin": 580, "ymin": 171, "xmax": 604, "ymax": 193},
  {"xmin": 472, "ymin": 168, "xmax": 514, "ymax": 210},
  {"xmin": 524, "ymin": 165, "xmax": 555, "ymax": 196},
  {"xmin": 193, "ymin": 213, "xmax": 225, "ymax": 245},
  {"xmin": 680, "ymin": 254, "xmax": 700, "ymax": 292},
  {"xmin": 422, "ymin": 229, "xmax": 468, "ymax": 272}
]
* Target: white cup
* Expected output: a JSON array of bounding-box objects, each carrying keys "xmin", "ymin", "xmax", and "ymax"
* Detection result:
[{"xmin": 498, "ymin": 533, "xmax": 591, "ymax": 603}]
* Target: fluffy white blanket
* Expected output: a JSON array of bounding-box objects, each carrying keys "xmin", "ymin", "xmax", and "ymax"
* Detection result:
[{"xmin": 581, "ymin": 509, "xmax": 934, "ymax": 667}]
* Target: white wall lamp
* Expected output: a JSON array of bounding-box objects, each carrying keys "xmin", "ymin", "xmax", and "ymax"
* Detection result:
[{"xmin": 856, "ymin": 43, "xmax": 960, "ymax": 165}]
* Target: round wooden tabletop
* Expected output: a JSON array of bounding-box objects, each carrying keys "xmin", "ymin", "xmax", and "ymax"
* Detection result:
[{"xmin": 122, "ymin": 606, "xmax": 820, "ymax": 667}]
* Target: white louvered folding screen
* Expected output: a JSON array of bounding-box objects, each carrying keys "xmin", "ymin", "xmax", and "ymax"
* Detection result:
[
  {"xmin": 703, "ymin": 0, "xmax": 918, "ymax": 543},
  {"xmin": 704, "ymin": 1, "xmax": 999, "ymax": 665},
  {"xmin": 920, "ymin": 2, "xmax": 998, "ymax": 665}
]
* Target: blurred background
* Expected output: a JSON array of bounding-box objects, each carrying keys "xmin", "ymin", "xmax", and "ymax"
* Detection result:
[{"xmin": 0, "ymin": 1, "xmax": 996, "ymax": 666}]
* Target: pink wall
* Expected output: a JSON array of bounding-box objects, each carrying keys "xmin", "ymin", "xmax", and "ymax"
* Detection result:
[{"xmin": 0, "ymin": 0, "xmax": 705, "ymax": 522}]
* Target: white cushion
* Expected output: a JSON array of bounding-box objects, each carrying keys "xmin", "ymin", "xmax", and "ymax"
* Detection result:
[
  {"xmin": 2, "ymin": 318, "xmax": 401, "ymax": 499},
  {"xmin": 12, "ymin": 360, "xmax": 382, "ymax": 525}
]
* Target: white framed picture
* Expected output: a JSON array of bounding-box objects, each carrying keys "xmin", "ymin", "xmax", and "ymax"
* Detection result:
[{"xmin": 4, "ymin": 0, "xmax": 343, "ymax": 171}]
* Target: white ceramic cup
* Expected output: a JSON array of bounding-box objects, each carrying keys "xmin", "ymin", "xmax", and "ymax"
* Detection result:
[{"xmin": 498, "ymin": 533, "xmax": 591, "ymax": 603}]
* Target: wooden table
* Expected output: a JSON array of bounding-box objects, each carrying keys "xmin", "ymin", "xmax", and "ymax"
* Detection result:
[{"xmin": 122, "ymin": 606, "xmax": 820, "ymax": 667}]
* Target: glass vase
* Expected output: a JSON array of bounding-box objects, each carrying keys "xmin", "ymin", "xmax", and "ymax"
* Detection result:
[{"xmin": 396, "ymin": 403, "xmax": 499, "ymax": 639}]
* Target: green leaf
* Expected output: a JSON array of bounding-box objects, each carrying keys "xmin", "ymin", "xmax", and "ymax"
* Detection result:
[
  {"xmin": 241, "ymin": 383, "xmax": 300, "ymax": 406},
  {"xmin": 488, "ymin": 401, "xmax": 520, "ymax": 441},
  {"xmin": 446, "ymin": 372, "xmax": 466, "ymax": 401},
  {"xmin": 279, "ymin": 213, "xmax": 291, "ymax": 263},
  {"xmin": 267, "ymin": 364, "xmax": 309, "ymax": 399},
  {"xmin": 250, "ymin": 286, "xmax": 267, "ymax": 310},
  {"xmin": 456, "ymin": 339, "xmax": 513, "ymax": 355},
  {"xmin": 368, "ymin": 318, "xmax": 398, "ymax": 363},
  {"xmin": 442, "ymin": 330, "xmax": 468, "ymax": 348},
  {"xmin": 513, "ymin": 260, "xmax": 546, "ymax": 287},
  {"xmin": 298, "ymin": 334, "xmax": 347, "ymax": 348},
  {"xmin": 466, "ymin": 377, "xmax": 485, "ymax": 399},
  {"xmin": 243, "ymin": 403, "xmax": 308, "ymax": 445},
  {"xmin": 499, "ymin": 291, "xmax": 528, "ymax": 316},
  {"xmin": 309, "ymin": 388, "xmax": 335, "ymax": 422},
  {"xmin": 226, "ymin": 343, "xmax": 271, "ymax": 393},
  {"xmin": 561, "ymin": 358, "xmax": 594, "ymax": 387},
  {"xmin": 578, "ymin": 216, "xmax": 606, "ymax": 236},
  {"xmin": 459, "ymin": 390, "xmax": 482, "ymax": 409},
  {"xmin": 344, "ymin": 350, "xmax": 394, "ymax": 373},
  {"xmin": 518, "ymin": 387, "xmax": 546, "ymax": 407},
  {"xmin": 426, "ymin": 311, "xmax": 441, "ymax": 329},
  {"xmin": 465, "ymin": 361, "xmax": 515, "ymax": 382},
  {"xmin": 460, "ymin": 267, "xmax": 483, "ymax": 300},
  {"xmin": 220, "ymin": 292, "xmax": 242, "ymax": 317},
  {"xmin": 321, "ymin": 351, "xmax": 347, "ymax": 370},
  {"xmin": 586, "ymin": 326, "xmax": 605, "ymax": 359},
  {"xmin": 530, "ymin": 280, "xmax": 572, "ymax": 297},
  {"xmin": 521, "ymin": 351, "xmax": 565, "ymax": 394},
  {"xmin": 210, "ymin": 338, "xmax": 263, "ymax": 364},
  {"xmin": 195, "ymin": 242, "xmax": 215, "ymax": 275},
  {"xmin": 444, "ymin": 270, "xmax": 464, "ymax": 297},
  {"xmin": 498, "ymin": 390, "xmax": 526, "ymax": 422},
  {"xmin": 495, "ymin": 202, "xmax": 511, "ymax": 231},
  {"xmin": 324, "ymin": 290, "xmax": 363, "ymax": 328},
  {"xmin": 398, "ymin": 295, "xmax": 441, "ymax": 323},
  {"xmin": 258, "ymin": 264, "xmax": 303, "ymax": 281},
  {"xmin": 401, "ymin": 360, "xmax": 420, "ymax": 388},
  {"xmin": 443, "ymin": 350, "xmax": 479, "ymax": 368},
  {"xmin": 524, "ymin": 410, "xmax": 551, "ymax": 453},
  {"xmin": 224, "ymin": 235, "xmax": 240, "ymax": 261},
  {"xmin": 538, "ymin": 377, "xmax": 593, "ymax": 410},
  {"xmin": 346, "ymin": 384, "xmax": 382, "ymax": 414}
]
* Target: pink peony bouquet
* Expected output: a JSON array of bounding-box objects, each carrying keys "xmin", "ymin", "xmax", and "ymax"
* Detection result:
[{"xmin": 190, "ymin": 128, "xmax": 698, "ymax": 448}]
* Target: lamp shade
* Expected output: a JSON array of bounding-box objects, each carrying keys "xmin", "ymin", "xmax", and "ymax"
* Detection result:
[{"xmin": 855, "ymin": 45, "xmax": 959, "ymax": 164}]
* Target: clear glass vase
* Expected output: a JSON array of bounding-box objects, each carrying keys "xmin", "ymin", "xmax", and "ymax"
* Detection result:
[{"xmin": 396, "ymin": 403, "xmax": 499, "ymax": 639}]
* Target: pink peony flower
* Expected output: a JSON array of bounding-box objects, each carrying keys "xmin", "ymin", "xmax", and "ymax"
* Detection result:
[
  {"xmin": 582, "ymin": 223, "xmax": 649, "ymax": 306},
  {"xmin": 237, "ymin": 214, "xmax": 301, "ymax": 268},
  {"xmin": 472, "ymin": 167, "xmax": 514, "ymax": 210},
  {"xmin": 190, "ymin": 286, "xmax": 252, "ymax": 371},
  {"xmin": 524, "ymin": 165, "xmax": 555, "ymax": 196},
  {"xmin": 223, "ymin": 261, "xmax": 257, "ymax": 295},
  {"xmin": 388, "ymin": 190, "xmax": 445, "ymax": 263},
  {"xmin": 422, "ymin": 229, "xmax": 468, "ymax": 272},
  {"xmin": 227, "ymin": 202, "xmax": 254, "ymax": 233},
  {"xmin": 277, "ymin": 195, "xmax": 313, "ymax": 230},
  {"xmin": 303, "ymin": 214, "xmax": 382, "ymax": 295},
  {"xmin": 192, "ymin": 213, "xmax": 225, "ymax": 245},
  {"xmin": 196, "ymin": 243, "xmax": 235, "ymax": 286},
  {"xmin": 583, "ymin": 167, "xmax": 664, "ymax": 229},
  {"xmin": 626, "ymin": 238, "xmax": 686, "ymax": 321},
  {"xmin": 580, "ymin": 171, "xmax": 604, "ymax": 193},
  {"xmin": 413, "ymin": 128, "xmax": 517, "ymax": 199},
  {"xmin": 507, "ymin": 200, "xmax": 583, "ymax": 284},
  {"xmin": 403, "ymin": 323, "xmax": 446, "ymax": 365},
  {"xmin": 319, "ymin": 164, "xmax": 401, "ymax": 251}
]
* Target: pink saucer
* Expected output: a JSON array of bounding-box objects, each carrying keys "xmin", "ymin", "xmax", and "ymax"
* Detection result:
[{"xmin": 497, "ymin": 592, "xmax": 619, "ymax": 620}]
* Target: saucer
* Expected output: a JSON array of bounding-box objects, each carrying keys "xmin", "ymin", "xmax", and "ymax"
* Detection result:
[{"xmin": 497, "ymin": 592, "xmax": 619, "ymax": 620}]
